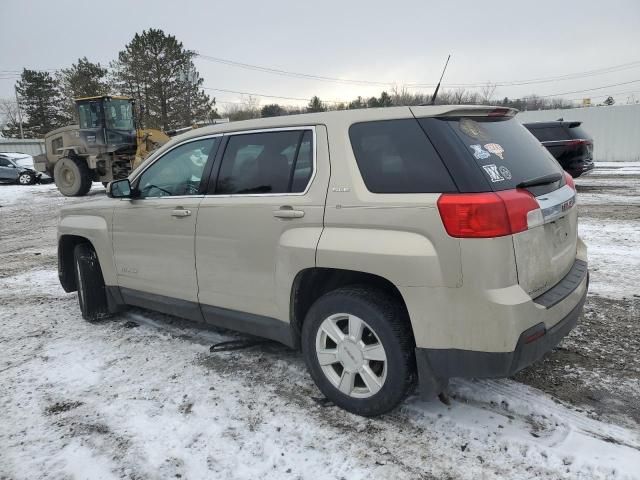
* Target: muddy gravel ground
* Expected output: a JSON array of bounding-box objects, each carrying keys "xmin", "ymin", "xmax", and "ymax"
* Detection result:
[{"xmin": 1, "ymin": 168, "xmax": 639, "ymax": 480}]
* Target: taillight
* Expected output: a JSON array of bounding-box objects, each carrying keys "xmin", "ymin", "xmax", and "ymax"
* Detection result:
[
  {"xmin": 564, "ymin": 171, "xmax": 575, "ymax": 190},
  {"xmin": 437, "ymin": 189, "xmax": 540, "ymax": 238},
  {"xmin": 566, "ymin": 139, "xmax": 591, "ymax": 147},
  {"xmin": 487, "ymin": 108, "xmax": 511, "ymax": 117}
]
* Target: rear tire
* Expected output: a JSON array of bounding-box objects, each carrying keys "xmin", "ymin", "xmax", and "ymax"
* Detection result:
[
  {"xmin": 302, "ymin": 286, "xmax": 416, "ymax": 416},
  {"xmin": 73, "ymin": 243, "xmax": 109, "ymax": 321},
  {"xmin": 54, "ymin": 157, "xmax": 92, "ymax": 196}
]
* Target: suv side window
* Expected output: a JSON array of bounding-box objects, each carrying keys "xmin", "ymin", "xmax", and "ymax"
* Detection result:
[
  {"xmin": 137, "ymin": 137, "xmax": 218, "ymax": 198},
  {"xmin": 349, "ymin": 119, "xmax": 456, "ymax": 193},
  {"xmin": 215, "ymin": 129, "xmax": 313, "ymax": 194},
  {"xmin": 0, "ymin": 158, "xmax": 12, "ymax": 167}
]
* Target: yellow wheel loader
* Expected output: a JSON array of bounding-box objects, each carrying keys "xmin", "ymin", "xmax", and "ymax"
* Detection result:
[{"xmin": 34, "ymin": 96, "xmax": 170, "ymax": 196}]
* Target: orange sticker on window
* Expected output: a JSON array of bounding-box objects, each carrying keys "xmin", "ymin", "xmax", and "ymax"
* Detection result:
[{"xmin": 484, "ymin": 143, "xmax": 505, "ymax": 160}]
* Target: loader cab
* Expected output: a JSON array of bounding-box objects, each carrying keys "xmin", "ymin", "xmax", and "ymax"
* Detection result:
[{"xmin": 76, "ymin": 96, "xmax": 137, "ymax": 154}]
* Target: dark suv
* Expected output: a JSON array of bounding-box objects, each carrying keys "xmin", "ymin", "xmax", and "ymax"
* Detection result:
[{"xmin": 523, "ymin": 121, "xmax": 594, "ymax": 178}]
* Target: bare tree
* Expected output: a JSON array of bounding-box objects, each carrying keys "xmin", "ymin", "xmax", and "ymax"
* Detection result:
[
  {"xmin": 390, "ymin": 86, "xmax": 415, "ymax": 106},
  {"xmin": 479, "ymin": 83, "xmax": 497, "ymax": 104},
  {"xmin": 0, "ymin": 98, "xmax": 21, "ymax": 134},
  {"xmin": 453, "ymin": 88, "xmax": 467, "ymax": 104},
  {"xmin": 222, "ymin": 95, "xmax": 261, "ymax": 121}
]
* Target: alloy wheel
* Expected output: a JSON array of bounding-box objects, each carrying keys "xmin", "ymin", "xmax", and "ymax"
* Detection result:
[{"xmin": 315, "ymin": 313, "xmax": 387, "ymax": 398}]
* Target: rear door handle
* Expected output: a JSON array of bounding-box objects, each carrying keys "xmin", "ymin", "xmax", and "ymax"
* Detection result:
[
  {"xmin": 171, "ymin": 208, "xmax": 192, "ymax": 217},
  {"xmin": 273, "ymin": 207, "xmax": 305, "ymax": 219}
]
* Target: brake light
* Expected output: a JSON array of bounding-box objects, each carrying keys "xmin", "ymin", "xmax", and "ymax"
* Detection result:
[
  {"xmin": 437, "ymin": 189, "xmax": 540, "ymax": 238},
  {"xmin": 487, "ymin": 108, "xmax": 511, "ymax": 117},
  {"xmin": 564, "ymin": 171, "xmax": 575, "ymax": 191},
  {"xmin": 566, "ymin": 139, "xmax": 592, "ymax": 147}
]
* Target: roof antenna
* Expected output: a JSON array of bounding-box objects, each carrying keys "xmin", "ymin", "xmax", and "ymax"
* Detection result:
[{"xmin": 431, "ymin": 54, "xmax": 451, "ymax": 105}]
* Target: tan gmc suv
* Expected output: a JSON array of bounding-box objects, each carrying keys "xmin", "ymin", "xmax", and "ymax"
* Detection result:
[{"xmin": 57, "ymin": 105, "xmax": 588, "ymax": 416}]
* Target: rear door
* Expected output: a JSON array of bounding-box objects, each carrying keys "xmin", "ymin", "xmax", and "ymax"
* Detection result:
[
  {"xmin": 195, "ymin": 126, "xmax": 329, "ymax": 321},
  {"xmin": 418, "ymin": 114, "xmax": 577, "ymax": 297}
]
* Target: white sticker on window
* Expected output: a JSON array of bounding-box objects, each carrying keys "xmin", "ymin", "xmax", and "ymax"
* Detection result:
[
  {"xmin": 498, "ymin": 165, "xmax": 512, "ymax": 180},
  {"xmin": 483, "ymin": 164, "xmax": 505, "ymax": 182},
  {"xmin": 470, "ymin": 144, "xmax": 491, "ymax": 160}
]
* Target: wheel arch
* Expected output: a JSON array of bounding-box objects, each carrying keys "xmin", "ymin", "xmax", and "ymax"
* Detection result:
[
  {"xmin": 58, "ymin": 212, "xmax": 116, "ymax": 292},
  {"xmin": 58, "ymin": 234, "xmax": 94, "ymax": 292},
  {"xmin": 289, "ymin": 267, "xmax": 414, "ymax": 350}
]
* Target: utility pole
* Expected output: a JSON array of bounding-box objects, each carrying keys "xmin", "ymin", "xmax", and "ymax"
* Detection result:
[{"xmin": 14, "ymin": 85, "xmax": 24, "ymax": 139}]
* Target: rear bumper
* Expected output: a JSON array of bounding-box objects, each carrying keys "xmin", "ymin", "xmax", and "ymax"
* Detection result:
[
  {"xmin": 567, "ymin": 161, "xmax": 594, "ymax": 177},
  {"xmin": 414, "ymin": 263, "xmax": 588, "ymax": 396}
]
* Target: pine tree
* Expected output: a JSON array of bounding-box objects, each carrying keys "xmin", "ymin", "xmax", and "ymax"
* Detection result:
[
  {"xmin": 307, "ymin": 96, "xmax": 326, "ymax": 113},
  {"xmin": 110, "ymin": 29, "xmax": 216, "ymax": 130},
  {"xmin": 3, "ymin": 69, "xmax": 69, "ymax": 138},
  {"xmin": 58, "ymin": 57, "xmax": 110, "ymax": 119},
  {"xmin": 261, "ymin": 104, "xmax": 284, "ymax": 117}
]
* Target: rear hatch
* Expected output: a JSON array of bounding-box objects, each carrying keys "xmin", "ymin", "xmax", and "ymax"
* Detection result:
[{"xmin": 414, "ymin": 108, "xmax": 578, "ymax": 298}]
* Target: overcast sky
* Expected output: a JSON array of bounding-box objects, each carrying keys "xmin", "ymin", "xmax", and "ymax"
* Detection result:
[{"xmin": 1, "ymin": 0, "xmax": 639, "ymax": 110}]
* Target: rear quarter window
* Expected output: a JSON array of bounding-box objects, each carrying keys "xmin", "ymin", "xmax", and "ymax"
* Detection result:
[
  {"xmin": 438, "ymin": 116, "xmax": 563, "ymax": 191},
  {"xmin": 349, "ymin": 119, "xmax": 456, "ymax": 193}
]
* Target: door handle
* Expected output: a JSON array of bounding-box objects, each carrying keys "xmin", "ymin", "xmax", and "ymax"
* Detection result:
[
  {"xmin": 273, "ymin": 207, "xmax": 305, "ymax": 219},
  {"xmin": 171, "ymin": 208, "xmax": 192, "ymax": 217}
]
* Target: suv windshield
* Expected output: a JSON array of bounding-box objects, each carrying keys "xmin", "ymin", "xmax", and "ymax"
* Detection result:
[
  {"xmin": 429, "ymin": 116, "xmax": 563, "ymax": 191},
  {"xmin": 104, "ymin": 99, "xmax": 134, "ymax": 131}
]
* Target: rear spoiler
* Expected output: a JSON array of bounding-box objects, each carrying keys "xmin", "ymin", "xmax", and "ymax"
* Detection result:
[
  {"xmin": 410, "ymin": 105, "xmax": 518, "ymax": 118},
  {"xmin": 567, "ymin": 121, "xmax": 582, "ymax": 128}
]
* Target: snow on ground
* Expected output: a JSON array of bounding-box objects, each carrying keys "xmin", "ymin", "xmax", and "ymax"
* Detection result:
[
  {"xmin": 1, "ymin": 165, "xmax": 640, "ymax": 479},
  {"xmin": 592, "ymin": 162, "xmax": 640, "ymax": 176},
  {"xmin": 579, "ymin": 219, "xmax": 640, "ymax": 299},
  {"xmin": 2, "ymin": 275, "xmax": 639, "ymax": 480}
]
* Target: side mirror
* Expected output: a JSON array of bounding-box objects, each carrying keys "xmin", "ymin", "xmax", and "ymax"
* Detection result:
[{"xmin": 107, "ymin": 178, "xmax": 132, "ymax": 198}]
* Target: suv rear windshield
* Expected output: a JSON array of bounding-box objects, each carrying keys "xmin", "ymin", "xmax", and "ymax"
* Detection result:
[
  {"xmin": 428, "ymin": 116, "xmax": 563, "ymax": 191},
  {"xmin": 566, "ymin": 124, "xmax": 591, "ymax": 140}
]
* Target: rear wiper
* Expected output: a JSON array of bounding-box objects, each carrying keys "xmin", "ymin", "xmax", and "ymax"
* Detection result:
[{"xmin": 516, "ymin": 172, "xmax": 562, "ymax": 189}]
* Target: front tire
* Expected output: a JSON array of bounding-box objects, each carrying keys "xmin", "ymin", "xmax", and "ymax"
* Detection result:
[
  {"xmin": 73, "ymin": 243, "xmax": 109, "ymax": 321},
  {"xmin": 54, "ymin": 157, "xmax": 92, "ymax": 196},
  {"xmin": 18, "ymin": 172, "xmax": 35, "ymax": 185},
  {"xmin": 302, "ymin": 286, "xmax": 416, "ymax": 416}
]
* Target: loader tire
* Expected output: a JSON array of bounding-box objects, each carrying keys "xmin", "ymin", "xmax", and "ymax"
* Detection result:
[{"xmin": 54, "ymin": 157, "xmax": 92, "ymax": 197}]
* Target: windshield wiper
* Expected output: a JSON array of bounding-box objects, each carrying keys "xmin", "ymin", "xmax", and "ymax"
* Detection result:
[{"xmin": 516, "ymin": 172, "xmax": 562, "ymax": 189}]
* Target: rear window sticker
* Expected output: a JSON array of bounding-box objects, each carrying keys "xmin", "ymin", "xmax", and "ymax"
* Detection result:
[
  {"xmin": 482, "ymin": 164, "xmax": 505, "ymax": 182},
  {"xmin": 470, "ymin": 144, "xmax": 491, "ymax": 160},
  {"xmin": 498, "ymin": 165, "xmax": 512, "ymax": 180},
  {"xmin": 459, "ymin": 118, "xmax": 488, "ymax": 141},
  {"xmin": 484, "ymin": 143, "xmax": 505, "ymax": 159}
]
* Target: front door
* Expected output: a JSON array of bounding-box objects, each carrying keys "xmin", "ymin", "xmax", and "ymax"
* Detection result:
[
  {"xmin": 0, "ymin": 157, "xmax": 18, "ymax": 183},
  {"xmin": 196, "ymin": 126, "xmax": 329, "ymax": 322},
  {"xmin": 112, "ymin": 136, "xmax": 221, "ymax": 316}
]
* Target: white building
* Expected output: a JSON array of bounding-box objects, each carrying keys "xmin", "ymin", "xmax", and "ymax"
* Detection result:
[
  {"xmin": 0, "ymin": 137, "xmax": 45, "ymax": 156},
  {"xmin": 517, "ymin": 104, "xmax": 640, "ymax": 162}
]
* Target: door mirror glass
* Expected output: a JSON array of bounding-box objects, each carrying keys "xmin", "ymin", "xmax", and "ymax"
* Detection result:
[{"xmin": 108, "ymin": 179, "xmax": 132, "ymax": 198}]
